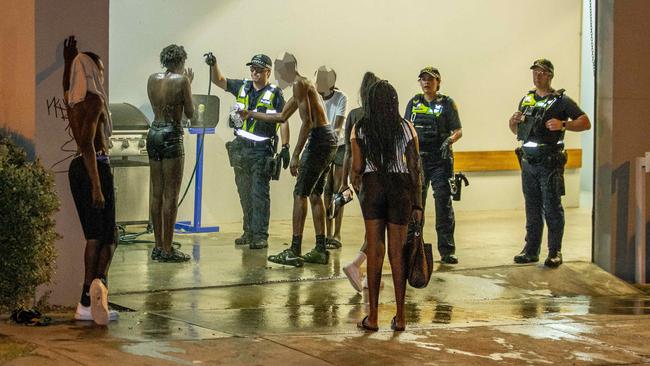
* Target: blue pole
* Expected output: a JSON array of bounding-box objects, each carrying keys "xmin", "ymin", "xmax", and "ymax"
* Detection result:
[{"xmin": 193, "ymin": 133, "xmax": 204, "ymax": 229}]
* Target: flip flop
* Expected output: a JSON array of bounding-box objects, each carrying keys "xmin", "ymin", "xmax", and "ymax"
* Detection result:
[
  {"xmin": 326, "ymin": 238, "xmax": 342, "ymax": 249},
  {"xmin": 357, "ymin": 315, "xmax": 378, "ymax": 332},
  {"xmin": 391, "ymin": 316, "xmax": 405, "ymax": 332}
]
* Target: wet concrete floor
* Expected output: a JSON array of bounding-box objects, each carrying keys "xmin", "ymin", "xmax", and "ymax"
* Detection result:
[{"xmin": 3, "ymin": 209, "xmax": 650, "ymax": 365}]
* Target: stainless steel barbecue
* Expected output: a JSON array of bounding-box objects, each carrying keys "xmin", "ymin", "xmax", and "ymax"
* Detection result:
[{"xmin": 108, "ymin": 103, "xmax": 150, "ymax": 225}]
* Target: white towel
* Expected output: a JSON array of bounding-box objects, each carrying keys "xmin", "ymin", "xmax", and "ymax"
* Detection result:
[{"xmin": 67, "ymin": 53, "xmax": 112, "ymax": 137}]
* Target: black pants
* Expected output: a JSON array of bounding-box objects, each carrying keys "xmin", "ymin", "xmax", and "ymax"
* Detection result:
[
  {"xmin": 421, "ymin": 156, "xmax": 455, "ymax": 255},
  {"xmin": 233, "ymin": 138, "xmax": 274, "ymax": 240},
  {"xmin": 521, "ymin": 158, "xmax": 565, "ymax": 255}
]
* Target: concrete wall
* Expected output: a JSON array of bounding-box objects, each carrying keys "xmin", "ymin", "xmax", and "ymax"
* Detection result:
[
  {"xmin": 0, "ymin": 0, "xmax": 35, "ymax": 156},
  {"xmin": 108, "ymin": 0, "xmax": 585, "ymax": 225},
  {"xmin": 594, "ymin": 0, "xmax": 650, "ymax": 282},
  {"xmin": 34, "ymin": 0, "xmax": 110, "ymax": 306}
]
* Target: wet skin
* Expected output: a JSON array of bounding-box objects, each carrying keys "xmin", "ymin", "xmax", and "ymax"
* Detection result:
[{"xmin": 147, "ymin": 63, "xmax": 194, "ymax": 255}]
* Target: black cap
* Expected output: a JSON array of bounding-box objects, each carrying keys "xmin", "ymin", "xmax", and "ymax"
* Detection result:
[
  {"xmin": 246, "ymin": 54, "xmax": 272, "ymax": 69},
  {"xmin": 418, "ymin": 66, "xmax": 440, "ymax": 79},
  {"xmin": 530, "ymin": 58, "xmax": 554, "ymax": 74}
]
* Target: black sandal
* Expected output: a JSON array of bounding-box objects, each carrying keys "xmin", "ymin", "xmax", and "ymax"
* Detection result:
[
  {"xmin": 357, "ymin": 315, "xmax": 378, "ymax": 332},
  {"xmin": 391, "ymin": 316, "xmax": 405, "ymax": 331},
  {"xmin": 159, "ymin": 248, "xmax": 191, "ymax": 262}
]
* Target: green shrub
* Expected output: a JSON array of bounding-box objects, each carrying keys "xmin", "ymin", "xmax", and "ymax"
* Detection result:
[{"xmin": 0, "ymin": 137, "xmax": 59, "ymax": 311}]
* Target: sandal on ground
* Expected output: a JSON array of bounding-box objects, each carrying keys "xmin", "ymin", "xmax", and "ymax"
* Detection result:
[
  {"xmin": 391, "ymin": 316, "xmax": 405, "ymax": 332},
  {"xmin": 357, "ymin": 315, "xmax": 378, "ymax": 332},
  {"xmin": 10, "ymin": 307, "xmax": 52, "ymax": 326},
  {"xmin": 326, "ymin": 238, "xmax": 342, "ymax": 249}
]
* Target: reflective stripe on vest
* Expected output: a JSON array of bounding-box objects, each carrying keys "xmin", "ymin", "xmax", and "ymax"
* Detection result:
[
  {"xmin": 520, "ymin": 92, "xmax": 557, "ymax": 111},
  {"xmin": 409, "ymin": 96, "xmax": 443, "ymax": 122},
  {"xmin": 236, "ymin": 83, "xmax": 280, "ymax": 134}
]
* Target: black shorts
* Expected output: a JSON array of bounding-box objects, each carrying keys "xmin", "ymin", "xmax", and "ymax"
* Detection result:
[
  {"xmin": 359, "ymin": 172, "xmax": 412, "ymax": 225},
  {"xmin": 146, "ymin": 122, "xmax": 184, "ymax": 161},
  {"xmin": 68, "ymin": 156, "xmax": 116, "ymax": 245},
  {"xmin": 294, "ymin": 127, "xmax": 337, "ymax": 197}
]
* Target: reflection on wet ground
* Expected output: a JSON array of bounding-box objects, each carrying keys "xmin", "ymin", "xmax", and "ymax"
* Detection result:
[{"xmin": 4, "ymin": 210, "xmax": 650, "ymax": 365}]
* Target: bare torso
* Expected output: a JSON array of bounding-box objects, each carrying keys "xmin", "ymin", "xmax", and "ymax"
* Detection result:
[
  {"xmin": 294, "ymin": 76, "xmax": 329, "ymax": 130},
  {"xmin": 147, "ymin": 72, "xmax": 193, "ymax": 123},
  {"xmin": 68, "ymin": 93, "xmax": 108, "ymax": 154}
]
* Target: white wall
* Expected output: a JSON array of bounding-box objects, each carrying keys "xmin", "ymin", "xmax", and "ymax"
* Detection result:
[
  {"xmin": 580, "ymin": 0, "xmax": 596, "ymax": 205},
  {"xmin": 109, "ymin": 0, "xmax": 583, "ymax": 223}
]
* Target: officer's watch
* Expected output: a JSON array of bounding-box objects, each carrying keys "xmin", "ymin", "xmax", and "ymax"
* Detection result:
[{"xmin": 561, "ymin": 121, "xmax": 567, "ymax": 131}]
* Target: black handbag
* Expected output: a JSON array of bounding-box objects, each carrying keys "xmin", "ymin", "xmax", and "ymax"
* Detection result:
[{"xmin": 405, "ymin": 219, "xmax": 434, "ymax": 288}]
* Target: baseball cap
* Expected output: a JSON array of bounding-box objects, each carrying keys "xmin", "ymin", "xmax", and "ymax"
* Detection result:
[
  {"xmin": 418, "ymin": 66, "xmax": 440, "ymax": 79},
  {"xmin": 530, "ymin": 58, "xmax": 554, "ymax": 74},
  {"xmin": 246, "ymin": 54, "xmax": 272, "ymax": 69}
]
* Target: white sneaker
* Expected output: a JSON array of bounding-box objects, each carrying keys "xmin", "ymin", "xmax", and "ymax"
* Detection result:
[
  {"xmin": 74, "ymin": 303, "xmax": 119, "ymax": 322},
  {"xmin": 90, "ymin": 279, "xmax": 110, "ymax": 325},
  {"xmin": 362, "ymin": 277, "xmax": 385, "ymax": 289},
  {"xmin": 343, "ymin": 263, "xmax": 363, "ymax": 292}
]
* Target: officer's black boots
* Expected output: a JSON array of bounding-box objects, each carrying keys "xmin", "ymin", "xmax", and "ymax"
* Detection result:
[
  {"xmin": 544, "ymin": 251, "xmax": 563, "ymax": 268},
  {"xmin": 235, "ymin": 232, "xmax": 252, "ymax": 246},
  {"xmin": 513, "ymin": 251, "xmax": 540, "ymax": 264},
  {"xmin": 249, "ymin": 238, "xmax": 268, "ymax": 249},
  {"xmin": 440, "ymin": 254, "xmax": 458, "ymax": 264}
]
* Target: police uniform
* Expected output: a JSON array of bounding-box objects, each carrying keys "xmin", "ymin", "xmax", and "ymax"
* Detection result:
[
  {"xmin": 515, "ymin": 86, "xmax": 584, "ymax": 264},
  {"xmin": 226, "ymin": 77, "xmax": 285, "ymax": 247},
  {"xmin": 404, "ymin": 91, "xmax": 461, "ymax": 260}
]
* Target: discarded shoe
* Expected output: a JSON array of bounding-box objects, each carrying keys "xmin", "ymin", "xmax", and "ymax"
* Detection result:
[
  {"xmin": 10, "ymin": 307, "xmax": 51, "ymax": 326},
  {"xmin": 440, "ymin": 254, "xmax": 458, "ymax": 264},
  {"xmin": 268, "ymin": 248, "xmax": 304, "ymax": 267},
  {"xmin": 343, "ymin": 263, "xmax": 363, "ymax": 292},
  {"xmin": 302, "ymin": 248, "xmax": 329, "ymax": 264},
  {"xmin": 326, "ymin": 238, "xmax": 342, "ymax": 249},
  {"xmin": 544, "ymin": 251, "xmax": 563, "ymax": 268},
  {"xmin": 159, "ymin": 248, "xmax": 191, "ymax": 262},
  {"xmin": 514, "ymin": 251, "xmax": 539, "ymax": 264}
]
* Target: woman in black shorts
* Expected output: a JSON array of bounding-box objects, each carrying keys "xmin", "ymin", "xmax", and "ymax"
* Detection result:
[
  {"xmin": 350, "ymin": 80, "xmax": 422, "ymax": 331},
  {"xmin": 146, "ymin": 44, "xmax": 194, "ymax": 262}
]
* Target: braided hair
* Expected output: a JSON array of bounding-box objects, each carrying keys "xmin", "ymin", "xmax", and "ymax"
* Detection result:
[{"xmin": 355, "ymin": 80, "xmax": 408, "ymax": 174}]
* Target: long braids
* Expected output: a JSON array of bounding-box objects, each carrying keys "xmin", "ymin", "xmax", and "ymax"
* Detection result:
[{"xmin": 356, "ymin": 80, "xmax": 408, "ymax": 174}]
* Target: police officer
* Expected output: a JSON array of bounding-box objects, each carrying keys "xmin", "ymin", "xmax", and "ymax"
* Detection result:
[
  {"xmin": 509, "ymin": 59, "xmax": 591, "ymax": 268},
  {"xmin": 207, "ymin": 53, "xmax": 290, "ymax": 249},
  {"xmin": 405, "ymin": 66, "xmax": 463, "ymax": 264}
]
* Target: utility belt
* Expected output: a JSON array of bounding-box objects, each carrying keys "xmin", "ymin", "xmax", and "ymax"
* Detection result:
[
  {"xmin": 235, "ymin": 135, "xmax": 273, "ymax": 149},
  {"xmin": 226, "ymin": 135, "xmax": 283, "ymax": 179},
  {"xmin": 516, "ymin": 143, "xmax": 567, "ymax": 167}
]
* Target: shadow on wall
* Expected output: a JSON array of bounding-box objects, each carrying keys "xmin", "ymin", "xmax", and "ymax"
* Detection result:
[{"xmin": 0, "ymin": 125, "xmax": 35, "ymax": 161}]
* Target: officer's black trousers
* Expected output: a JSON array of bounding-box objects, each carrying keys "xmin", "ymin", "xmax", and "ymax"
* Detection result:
[
  {"xmin": 521, "ymin": 158, "xmax": 565, "ymax": 255},
  {"xmin": 422, "ymin": 157, "xmax": 456, "ymax": 255},
  {"xmin": 233, "ymin": 142, "xmax": 274, "ymax": 240}
]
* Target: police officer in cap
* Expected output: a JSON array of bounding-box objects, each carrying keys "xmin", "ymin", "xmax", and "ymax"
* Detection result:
[
  {"xmin": 509, "ymin": 58, "xmax": 590, "ymax": 268},
  {"xmin": 206, "ymin": 53, "xmax": 290, "ymax": 249},
  {"xmin": 405, "ymin": 66, "xmax": 463, "ymax": 264}
]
